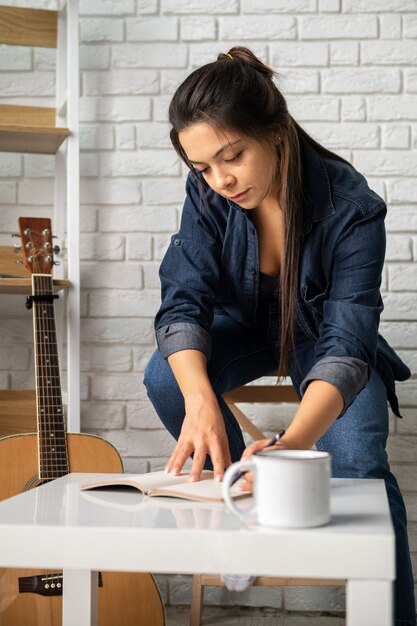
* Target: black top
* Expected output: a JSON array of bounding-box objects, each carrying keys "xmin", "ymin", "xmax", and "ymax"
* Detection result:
[{"xmin": 258, "ymin": 271, "xmax": 279, "ymax": 302}]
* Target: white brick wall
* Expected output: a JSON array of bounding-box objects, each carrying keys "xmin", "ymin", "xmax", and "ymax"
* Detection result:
[{"xmin": 0, "ymin": 0, "xmax": 416, "ymax": 621}]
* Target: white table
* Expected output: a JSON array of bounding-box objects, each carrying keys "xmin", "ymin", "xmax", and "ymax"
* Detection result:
[{"xmin": 0, "ymin": 474, "xmax": 395, "ymax": 626}]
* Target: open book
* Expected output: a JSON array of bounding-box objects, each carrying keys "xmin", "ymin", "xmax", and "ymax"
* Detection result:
[{"xmin": 79, "ymin": 470, "xmax": 246, "ymax": 503}]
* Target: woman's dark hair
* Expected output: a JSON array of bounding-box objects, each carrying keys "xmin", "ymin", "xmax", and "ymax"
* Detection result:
[{"xmin": 169, "ymin": 46, "xmax": 349, "ymax": 376}]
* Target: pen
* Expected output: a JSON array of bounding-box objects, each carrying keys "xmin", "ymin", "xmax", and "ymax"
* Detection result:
[{"xmin": 230, "ymin": 429, "xmax": 286, "ymax": 486}]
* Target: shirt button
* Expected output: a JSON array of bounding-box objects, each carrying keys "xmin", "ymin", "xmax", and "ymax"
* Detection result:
[
  {"xmin": 173, "ymin": 239, "xmax": 180, "ymax": 246},
  {"xmin": 251, "ymin": 269, "xmax": 256, "ymax": 275}
]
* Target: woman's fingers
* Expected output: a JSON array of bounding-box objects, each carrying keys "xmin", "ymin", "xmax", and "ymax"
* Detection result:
[
  {"xmin": 239, "ymin": 477, "xmax": 253, "ymax": 492},
  {"xmin": 165, "ymin": 440, "xmax": 193, "ymax": 476},
  {"xmin": 223, "ymin": 444, "xmax": 232, "ymax": 469},
  {"xmin": 236, "ymin": 469, "xmax": 253, "ymax": 489},
  {"xmin": 208, "ymin": 438, "xmax": 227, "ymax": 482},
  {"xmin": 242, "ymin": 438, "xmax": 271, "ymax": 459},
  {"xmin": 188, "ymin": 435, "xmax": 228, "ymax": 482},
  {"xmin": 188, "ymin": 448, "xmax": 208, "ymax": 482}
]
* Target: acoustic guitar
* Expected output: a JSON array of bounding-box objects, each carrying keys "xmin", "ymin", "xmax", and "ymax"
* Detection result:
[{"xmin": 0, "ymin": 217, "xmax": 165, "ymax": 626}]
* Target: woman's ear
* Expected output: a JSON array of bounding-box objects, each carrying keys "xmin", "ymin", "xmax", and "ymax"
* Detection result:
[{"xmin": 266, "ymin": 131, "xmax": 281, "ymax": 150}]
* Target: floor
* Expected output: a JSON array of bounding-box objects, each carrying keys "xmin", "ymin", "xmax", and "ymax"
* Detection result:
[{"xmin": 165, "ymin": 606, "xmax": 345, "ymax": 626}]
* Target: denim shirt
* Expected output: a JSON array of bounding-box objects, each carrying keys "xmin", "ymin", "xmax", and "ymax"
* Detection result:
[{"xmin": 155, "ymin": 141, "xmax": 410, "ymax": 417}]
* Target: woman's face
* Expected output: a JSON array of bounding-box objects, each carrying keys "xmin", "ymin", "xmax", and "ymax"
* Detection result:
[{"xmin": 178, "ymin": 122, "xmax": 278, "ymax": 210}]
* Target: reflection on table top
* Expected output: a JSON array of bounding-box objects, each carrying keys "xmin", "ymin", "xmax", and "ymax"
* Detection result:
[{"xmin": 0, "ymin": 472, "xmax": 393, "ymax": 535}]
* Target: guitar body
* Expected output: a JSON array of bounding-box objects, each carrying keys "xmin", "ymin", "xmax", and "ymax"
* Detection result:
[{"xmin": 0, "ymin": 432, "xmax": 165, "ymax": 626}]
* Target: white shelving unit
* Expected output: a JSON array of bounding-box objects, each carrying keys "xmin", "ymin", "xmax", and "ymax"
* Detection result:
[{"xmin": 0, "ymin": 0, "xmax": 80, "ymax": 433}]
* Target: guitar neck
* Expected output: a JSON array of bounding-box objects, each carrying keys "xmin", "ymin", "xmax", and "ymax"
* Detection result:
[{"xmin": 32, "ymin": 274, "xmax": 69, "ymax": 480}]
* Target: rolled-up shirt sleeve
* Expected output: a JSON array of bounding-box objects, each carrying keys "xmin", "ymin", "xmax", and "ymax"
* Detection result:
[
  {"xmin": 300, "ymin": 356, "xmax": 368, "ymax": 412},
  {"xmin": 300, "ymin": 202, "xmax": 386, "ymax": 413},
  {"xmin": 156, "ymin": 322, "xmax": 212, "ymax": 360}
]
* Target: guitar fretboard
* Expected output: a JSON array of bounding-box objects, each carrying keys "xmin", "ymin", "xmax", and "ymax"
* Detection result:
[{"xmin": 32, "ymin": 274, "xmax": 69, "ymax": 480}]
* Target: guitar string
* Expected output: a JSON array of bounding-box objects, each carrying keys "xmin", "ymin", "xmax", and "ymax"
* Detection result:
[
  {"xmin": 46, "ymin": 273, "xmax": 69, "ymax": 475},
  {"xmin": 38, "ymin": 275, "xmax": 52, "ymax": 478},
  {"xmin": 42, "ymin": 274, "xmax": 68, "ymax": 476},
  {"xmin": 40, "ymin": 273, "xmax": 62, "ymax": 587},
  {"xmin": 32, "ymin": 247, "xmax": 54, "ymax": 584},
  {"xmin": 36, "ymin": 271, "xmax": 53, "ymax": 478},
  {"xmin": 41, "ymin": 275, "xmax": 55, "ymax": 478},
  {"xmin": 33, "ymin": 268, "xmax": 51, "ymax": 578},
  {"xmin": 31, "ymin": 250, "xmax": 46, "ymax": 480},
  {"xmin": 36, "ymin": 272, "xmax": 50, "ymax": 478},
  {"xmin": 40, "ymin": 275, "xmax": 66, "ymax": 477},
  {"xmin": 29, "ymin": 236, "xmax": 49, "ymax": 584},
  {"xmin": 31, "ymin": 247, "xmax": 44, "ymax": 477}
]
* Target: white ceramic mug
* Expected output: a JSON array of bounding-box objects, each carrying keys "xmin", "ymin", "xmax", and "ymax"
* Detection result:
[{"xmin": 222, "ymin": 449, "xmax": 331, "ymax": 528}]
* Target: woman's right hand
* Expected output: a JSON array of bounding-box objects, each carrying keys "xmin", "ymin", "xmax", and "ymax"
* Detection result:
[
  {"xmin": 238, "ymin": 437, "xmax": 288, "ymax": 492},
  {"xmin": 164, "ymin": 391, "xmax": 231, "ymax": 483}
]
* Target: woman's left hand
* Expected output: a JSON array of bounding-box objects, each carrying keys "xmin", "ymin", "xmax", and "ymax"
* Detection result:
[{"xmin": 239, "ymin": 437, "xmax": 288, "ymax": 492}]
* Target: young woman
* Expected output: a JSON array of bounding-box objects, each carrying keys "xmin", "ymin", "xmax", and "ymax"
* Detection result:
[{"xmin": 144, "ymin": 47, "xmax": 415, "ymax": 625}]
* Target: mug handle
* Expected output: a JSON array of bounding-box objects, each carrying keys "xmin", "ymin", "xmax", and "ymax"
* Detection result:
[{"xmin": 222, "ymin": 460, "xmax": 256, "ymax": 521}]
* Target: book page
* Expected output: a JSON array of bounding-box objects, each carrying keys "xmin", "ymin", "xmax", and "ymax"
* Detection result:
[
  {"xmin": 150, "ymin": 477, "xmax": 246, "ymax": 503},
  {"xmin": 79, "ymin": 470, "xmax": 214, "ymax": 495}
]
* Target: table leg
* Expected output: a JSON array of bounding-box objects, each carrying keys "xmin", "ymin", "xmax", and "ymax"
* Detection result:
[
  {"xmin": 190, "ymin": 574, "xmax": 205, "ymax": 626},
  {"xmin": 346, "ymin": 579, "xmax": 393, "ymax": 626},
  {"xmin": 63, "ymin": 569, "xmax": 99, "ymax": 626}
]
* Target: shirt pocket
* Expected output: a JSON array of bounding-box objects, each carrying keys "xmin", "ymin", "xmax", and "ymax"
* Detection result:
[{"xmin": 302, "ymin": 280, "xmax": 332, "ymax": 321}]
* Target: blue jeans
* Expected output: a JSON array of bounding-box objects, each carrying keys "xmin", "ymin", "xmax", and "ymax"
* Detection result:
[{"xmin": 144, "ymin": 313, "xmax": 416, "ymax": 625}]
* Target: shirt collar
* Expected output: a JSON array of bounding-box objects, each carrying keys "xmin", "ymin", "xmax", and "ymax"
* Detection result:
[
  {"xmin": 227, "ymin": 197, "xmax": 243, "ymax": 211},
  {"xmin": 300, "ymin": 139, "xmax": 335, "ymax": 235}
]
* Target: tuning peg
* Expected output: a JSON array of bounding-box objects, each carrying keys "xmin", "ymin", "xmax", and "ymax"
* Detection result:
[
  {"xmin": 53, "ymin": 245, "xmax": 60, "ymax": 255},
  {"xmin": 53, "ymin": 261, "xmax": 61, "ymax": 266},
  {"xmin": 11, "ymin": 233, "xmax": 20, "ymax": 238},
  {"xmin": 13, "ymin": 244, "xmax": 21, "ymax": 252},
  {"xmin": 16, "ymin": 260, "xmax": 24, "ymax": 265}
]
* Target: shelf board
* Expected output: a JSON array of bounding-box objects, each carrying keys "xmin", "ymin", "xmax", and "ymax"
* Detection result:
[
  {"xmin": 0, "ymin": 390, "xmax": 37, "ymax": 438},
  {"xmin": 0, "ymin": 245, "xmax": 29, "ymax": 278},
  {"xmin": 0, "ymin": 105, "xmax": 69, "ymax": 154},
  {"xmin": 224, "ymin": 385, "xmax": 299, "ymax": 404},
  {"xmin": 0, "ymin": 6, "xmax": 57, "ymax": 48},
  {"xmin": 0, "ymin": 278, "xmax": 69, "ymax": 294}
]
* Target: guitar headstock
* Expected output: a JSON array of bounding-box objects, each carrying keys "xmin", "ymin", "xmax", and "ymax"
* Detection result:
[{"xmin": 18, "ymin": 217, "xmax": 54, "ymax": 275}]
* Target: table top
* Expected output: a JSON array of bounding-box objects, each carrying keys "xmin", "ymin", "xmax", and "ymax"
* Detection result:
[{"xmin": 0, "ymin": 474, "xmax": 395, "ymax": 580}]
